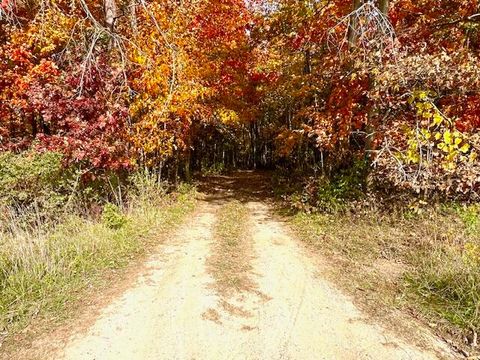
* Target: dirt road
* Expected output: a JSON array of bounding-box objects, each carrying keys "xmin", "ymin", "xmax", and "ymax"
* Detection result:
[{"xmin": 51, "ymin": 173, "xmax": 452, "ymax": 359}]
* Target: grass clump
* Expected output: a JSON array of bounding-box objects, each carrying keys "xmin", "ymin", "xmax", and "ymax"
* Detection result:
[
  {"xmin": 406, "ymin": 248, "xmax": 480, "ymax": 330},
  {"xmin": 102, "ymin": 203, "xmax": 128, "ymax": 229},
  {"xmin": 405, "ymin": 204, "xmax": 480, "ymax": 331},
  {"xmin": 287, "ymin": 200, "xmax": 480, "ymax": 347},
  {"xmin": 0, "ymin": 175, "xmax": 196, "ymax": 336}
]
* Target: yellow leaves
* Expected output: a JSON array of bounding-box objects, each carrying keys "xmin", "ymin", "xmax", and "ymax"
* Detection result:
[
  {"xmin": 216, "ymin": 108, "xmax": 240, "ymax": 125},
  {"xmin": 435, "ymin": 128, "xmax": 472, "ymax": 168},
  {"xmin": 437, "ymin": 142, "xmax": 449, "ymax": 153},
  {"xmin": 403, "ymin": 89, "xmax": 475, "ymax": 170},
  {"xmin": 470, "ymin": 151, "xmax": 478, "ymax": 161},
  {"xmin": 433, "ymin": 113, "xmax": 443, "ymax": 126},
  {"xmin": 405, "ymin": 148, "xmax": 420, "ymax": 164},
  {"xmin": 443, "ymin": 130, "xmax": 453, "ymax": 145},
  {"xmin": 129, "ymin": 113, "xmax": 175, "ymax": 164},
  {"xmin": 415, "ymin": 102, "xmax": 424, "ymax": 116},
  {"xmin": 13, "ymin": 9, "xmax": 76, "ymax": 57},
  {"xmin": 418, "ymin": 91, "xmax": 428, "ymax": 100},
  {"xmin": 410, "ymin": 90, "xmax": 436, "ymax": 103},
  {"xmin": 132, "ymin": 50, "xmax": 147, "ymax": 65},
  {"xmin": 401, "ymin": 125, "xmax": 473, "ymax": 169},
  {"xmin": 420, "ymin": 128, "xmax": 431, "ymax": 140},
  {"xmin": 275, "ymin": 129, "xmax": 302, "ymax": 158},
  {"xmin": 422, "ymin": 111, "xmax": 432, "ymax": 119},
  {"xmin": 460, "ymin": 143, "xmax": 471, "ymax": 154}
]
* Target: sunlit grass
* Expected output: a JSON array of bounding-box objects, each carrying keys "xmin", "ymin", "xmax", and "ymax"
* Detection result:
[
  {"xmin": 0, "ymin": 188, "xmax": 196, "ymax": 334},
  {"xmin": 288, "ymin": 203, "xmax": 480, "ymax": 333}
]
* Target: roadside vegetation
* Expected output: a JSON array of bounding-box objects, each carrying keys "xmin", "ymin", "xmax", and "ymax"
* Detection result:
[
  {"xmin": 273, "ymin": 168, "xmax": 480, "ymax": 356},
  {"xmin": 0, "ymin": 151, "xmax": 196, "ymax": 341}
]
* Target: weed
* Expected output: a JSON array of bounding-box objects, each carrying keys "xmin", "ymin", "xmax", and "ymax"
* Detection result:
[
  {"xmin": 102, "ymin": 203, "xmax": 127, "ymax": 229},
  {"xmin": 287, "ymin": 201, "xmax": 480, "ymax": 346},
  {"xmin": 0, "ymin": 186, "xmax": 196, "ymax": 335}
]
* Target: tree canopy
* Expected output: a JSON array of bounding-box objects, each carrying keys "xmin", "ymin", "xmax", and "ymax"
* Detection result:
[{"xmin": 1, "ymin": 0, "xmax": 479, "ymax": 198}]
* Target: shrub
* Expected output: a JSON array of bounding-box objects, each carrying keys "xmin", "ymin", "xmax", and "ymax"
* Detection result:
[
  {"xmin": 0, "ymin": 151, "xmax": 79, "ymax": 227},
  {"xmin": 274, "ymin": 159, "xmax": 369, "ymax": 213},
  {"xmin": 0, "ymin": 151, "xmax": 68, "ymax": 207},
  {"xmin": 102, "ymin": 203, "xmax": 127, "ymax": 229}
]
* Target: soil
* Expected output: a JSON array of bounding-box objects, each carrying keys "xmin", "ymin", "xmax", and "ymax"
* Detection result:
[{"xmin": 9, "ymin": 171, "xmax": 457, "ymax": 360}]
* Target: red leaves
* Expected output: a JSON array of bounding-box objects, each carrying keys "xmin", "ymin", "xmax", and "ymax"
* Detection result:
[
  {"xmin": 0, "ymin": 0, "xmax": 12, "ymax": 10},
  {"xmin": 0, "ymin": 26, "xmax": 130, "ymax": 170}
]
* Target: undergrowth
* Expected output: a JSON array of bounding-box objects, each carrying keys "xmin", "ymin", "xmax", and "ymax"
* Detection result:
[
  {"xmin": 275, "ymin": 168, "xmax": 480, "ymax": 350},
  {"xmin": 0, "ymin": 156, "xmax": 196, "ymax": 337}
]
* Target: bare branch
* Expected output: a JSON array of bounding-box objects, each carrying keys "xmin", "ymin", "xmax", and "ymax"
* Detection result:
[{"xmin": 328, "ymin": 1, "xmax": 397, "ymax": 63}]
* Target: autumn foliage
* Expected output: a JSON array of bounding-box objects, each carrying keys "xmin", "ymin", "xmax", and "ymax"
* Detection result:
[{"xmin": 1, "ymin": 0, "xmax": 480, "ymax": 199}]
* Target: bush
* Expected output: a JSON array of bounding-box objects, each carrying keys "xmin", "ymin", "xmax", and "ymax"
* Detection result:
[
  {"xmin": 274, "ymin": 159, "xmax": 369, "ymax": 213},
  {"xmin": 0, "ymin": 151, "xmax": 70, "ymax": 207},
  {"xmin": 102, "ymin": 203, "xmax": 127, "ymax": 229},
  {"xmin": 202, "ymin": 162, "xmax": 227, "ymax": 176},
  {"xmin": 0, "ymin": 151, "xmax": 80, "ymax": 227},
  {"xmin": 316, "ymin": 161, "xmax": 368, "ymax": 212}
]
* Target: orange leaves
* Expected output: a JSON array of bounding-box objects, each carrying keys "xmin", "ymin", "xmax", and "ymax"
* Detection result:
[
  {"xmin": 10, "ymin": 9, "xmax": 76, "ymax": 57},
  {"xmin": 31, "ymin": 60, "xmax": 59, "ymax": 80},
  {"xmin": 275, "ymin": 128, "xmax": 303, "ymax": 158}
]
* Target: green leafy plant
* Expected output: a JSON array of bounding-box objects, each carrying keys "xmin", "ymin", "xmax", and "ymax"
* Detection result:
[{"xmin": 102, "ymin": 203, "xmax": 127, "ymax": 229}]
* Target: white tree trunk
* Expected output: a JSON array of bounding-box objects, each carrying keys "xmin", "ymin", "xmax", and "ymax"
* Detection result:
[{"xmin": 105, "ymin": 0, "xmax": 117, "ymax": 32}]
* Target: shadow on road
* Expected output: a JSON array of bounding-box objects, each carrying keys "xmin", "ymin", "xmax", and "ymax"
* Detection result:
[{"xmin": 195, "ymin": 170, "xmax": 274, "ymax": 204}]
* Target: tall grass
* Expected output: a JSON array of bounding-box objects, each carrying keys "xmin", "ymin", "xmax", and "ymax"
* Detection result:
[
  {"xmin": 0, "ymin": 182, "xmax": 196, "ymax": 335},
  {"xmin": 287, "ymin": 201, "xmax": 480, "ymax": 340},
  {"xmin": 405, "ymin": 205, "xmax": 480, "ymax": 331}
]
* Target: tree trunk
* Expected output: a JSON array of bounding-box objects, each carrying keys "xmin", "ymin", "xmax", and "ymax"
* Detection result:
[
  {"xmin": 364, "ymin": 1, "xmax": 389, "ymax": 159},
  {"xmin": 174, "ymin": 157, "xmax": 179, "ymax": 186},
  {"xmin": 348, "ymin": 0, "xmax": 363, "ymax": 48},
  {"xmin": 104, "ymin": 0, "xmax": 117, "ymax": 32},
  {"xmin": 250, "ymin": 122, "xmax": 258, "ymax": 169},
  {"xmin": 304, "ymin": 48, "xmax": 311, "ymax": 74},
  {"xmin": 184, "ymin": 159, "xmax": 191, "ymax": 182}
]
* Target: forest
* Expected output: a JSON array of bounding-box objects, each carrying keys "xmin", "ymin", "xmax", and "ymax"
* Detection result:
[
  {"xmin": 1, "ymin": 0, "xmax": 479, "ymax": 197},
  {"xmin": 1, "ymin": 0, "xmax": 480, "ymax": 358}
]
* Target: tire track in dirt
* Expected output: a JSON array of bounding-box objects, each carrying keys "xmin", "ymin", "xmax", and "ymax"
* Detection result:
[
  {"xmin": 57, "ymin": 200, "xmax": 223, "ymax": 360},
  {"xmin": 243, "ymin": 201, "xmax": 451, "ymax": 359},
  {"xmin": 27, "ymin": 172, "xmax": 454, "ymax": 360}
]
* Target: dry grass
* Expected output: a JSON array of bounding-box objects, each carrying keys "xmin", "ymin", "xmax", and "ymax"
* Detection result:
[
  {"xmin": 0, "ymin": 188, "xmax": 196, "ymax": 341},
  {"xmin": 208, "ymin": 201, "xmax": 255, "ymax": 299},
  {"xmin": 287, "ymin": 203, "xmax": 480, "ymax": 354}
]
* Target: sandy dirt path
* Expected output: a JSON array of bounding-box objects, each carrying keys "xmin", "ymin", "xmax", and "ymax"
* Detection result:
[{"xmin": 51, "ymin": 174, "xmax": 453, "ymax": 360}]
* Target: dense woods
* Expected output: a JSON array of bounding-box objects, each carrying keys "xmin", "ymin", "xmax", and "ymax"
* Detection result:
[{"xmin": 1, "ymin": 0, "xmax": 479, "ymax": 199}]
